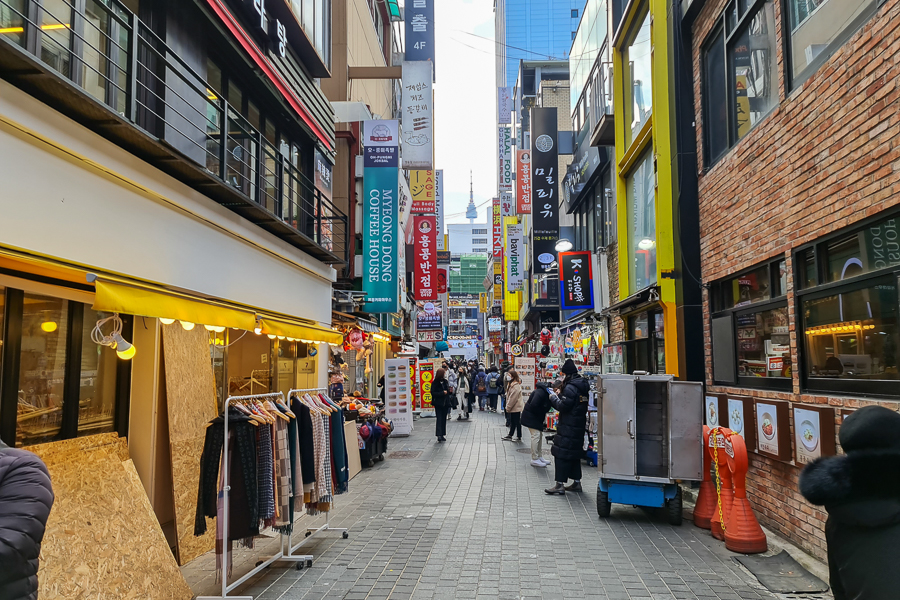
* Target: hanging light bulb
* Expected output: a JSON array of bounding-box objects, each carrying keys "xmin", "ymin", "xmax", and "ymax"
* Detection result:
[
  {"xmin": 159, "ymin": 318, "xmax": 176, "ymax": 325},
  {"xmin": 267, "ymin": 334, "xmax": 277, "ymax": 340},
  {"xmin": 41, "ymin": 321, "xmax": 58, "ymax": 333},
  {"xmin": 277, "ymin": 335, "xmax": 286, "ymax": 340},
  {"xmin": 180, "ymin": 321, "xmax": 195, "ymax": 331},
  {"xmin": 254, "ymin": 317, "xmax": 262, "ymax": 335},
  {"xmin": 112, "ymin": 333, "xmax": 136, "ymax": 360}
]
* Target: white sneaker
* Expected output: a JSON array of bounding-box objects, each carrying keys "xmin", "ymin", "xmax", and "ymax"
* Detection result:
[
  {"xmin": 539, "ymin": 458, "xmax": 551, "ymax": 465},
  {"xmin": 531, "ymin": 459, "xmax": 548, "ymax": 468}
]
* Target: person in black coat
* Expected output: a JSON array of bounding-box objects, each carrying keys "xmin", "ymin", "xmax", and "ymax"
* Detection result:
[
  {"xmin": 545, "ymin": 360, "xmax": 589, "ymax": 495},
  {"xmin": 430, "ymin": 368, "xmax": 451, "ymax": 442},
  {"xmin": 799, "ymin": 405, "xmax": 900, "ymax": 600},
  {"xmin": 0, "ymin": 438, "xmax": 54, "ymax": 600},
  {"xmin": 521, "ymin": 381, "xmax": 556, "ymax": 467}
]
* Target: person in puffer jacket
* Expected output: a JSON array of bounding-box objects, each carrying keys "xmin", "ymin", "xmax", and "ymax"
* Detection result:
[
  {"xmin": 545, "ymin": 359, "xmax": 589, "ymax": 495},
  {"xmin": 0, "ymin": 438, "xmax": 54, "ymax": 600},
  {"xmin": 799, "ymin": 405, "xmax": 900, "ymax": 600}
]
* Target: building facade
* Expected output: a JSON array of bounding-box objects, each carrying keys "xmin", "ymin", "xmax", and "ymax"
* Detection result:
[{"xmin": 447, "ymin": 221, "xmax": 492, "ymax": 255}]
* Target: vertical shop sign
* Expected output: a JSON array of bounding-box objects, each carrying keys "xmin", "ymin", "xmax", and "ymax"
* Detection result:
[
  {"xmin": 514, "ymin": 357, "xmax": 536, "ymax": 398},
  {"xmin": 405, "ymin": 0, "xmax": 435, "ymax": 68},
  {"xmin": 435, "ymin": 170, "xmax": 445, "ymax": 249},
  {"xmin": 516, "ymin": 149, "xmax": 532, "ymax": 214},
  {"xmin": 479, "ymin": 292, "xmax": 488, "ymax": 313},
  {"xmin": 492, "ymin": 197, "xmax": 502, "ymax": 261},
  {"xmin": 418, "ymin": 360, "xmax": 435, "ymax": 410},
  {"xmin": 498, "ymin": 86, "xmax": 512, "ymax": 124},
  {"xmin": 363, "ymin": 120, "xmax": 400, "ymax": 313},
  {"xmin": 385, "ymin": 358, "xmax": 413, "ymax": 436},
  {"xmin": 500, "ymin": 192, "xmax": 514, "ymax": 217},
  {"xmin": 414, "ymin": 215, "xmax": 437, "ymax": 301},
  {"xmin": 503, "ymin": 217, "xmax": 520, "ymax": 321},
  {"xmin": 498, "ymin": 126, "xmax": 513, "ymax": 192},
  {"xmin": 559, "ymin": 251, "xmax": 595, "ymax": 311},
  {"xmin": 437, "ymin": 268, "xmax": 447, "ymax": 294},
  {"xmin": 531, "ymin": 107, "xmax": 559, "ymax": 274},
  {"xmin": 507, "ymin": 224, "xmax": 524, "ymax": 291},
  {"xmin": 402, "ymin": 61, "xmax": 433, "ymax": 169},
  {"xmin": 410, "ymin": 170, "xmax": 436, "ymax": 214}
]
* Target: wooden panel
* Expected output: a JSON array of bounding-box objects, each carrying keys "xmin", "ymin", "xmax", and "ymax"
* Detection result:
[
  {"xmin": 161, "ymin": 324, "xmax": 218, "ymax": 564},
  {"xmin": 345, "ymin": 420, "xmax": 361, "ymax": 479}
]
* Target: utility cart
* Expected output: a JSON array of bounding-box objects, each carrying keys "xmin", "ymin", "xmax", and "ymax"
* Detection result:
[{"xmin": 595, "ymin": 373, "xmax": 703, "ymax": 525}]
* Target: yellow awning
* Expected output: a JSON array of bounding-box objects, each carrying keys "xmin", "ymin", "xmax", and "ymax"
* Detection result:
[
  {"xmin": 91, "ymin": 275, "xmax": 257, "ymax": 331},
  {"xmin": 259, "ymin": 316, "xmax": 343, "ymax": 345}
]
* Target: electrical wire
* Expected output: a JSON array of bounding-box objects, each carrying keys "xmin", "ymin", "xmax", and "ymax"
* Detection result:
[{"xmin": 91, "ymin": 313, "xmax": 124, "ymax": 347}]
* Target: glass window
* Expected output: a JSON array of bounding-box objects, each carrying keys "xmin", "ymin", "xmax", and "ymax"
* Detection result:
[
  {"xmin": 40, "ymin": 0, "xmax": 74, "ymax": 75},
  {"xmin": 631, "ymin": 312, "xmax": 649, "ymax": 339},
  {"xmin": 624, "ymin": 9, "xmax": 652, "ymax": 147},
  {"xmin": 799, "ymin": 247, "xmax": 817, "ymax": 288},
  {"xmin": 736, "ymin": 307, "xmax": 790, "ymax": 378},
  {"xmin": 787, "ymin": 0, "xmax": 877, "ymax": 87},
  {"xmin": 572, "ymin": 8, "xmax": 579, "ymax": 17},
  {"xmin": 586, "ymin": 202, "xmax": 595, "ymax": 251},
  {"xmin": 726, "ymin": 264, "xmax": 771, "ymax": 307},
  {"xmin": 627, "ymin": 149, "xmax": 656, "ymax": 292},
  {"xmin": 703, "ymin": 27, "xmax": 728, "ymax": 162},
  {"xmin": 730, "ymin": 0, "xmax": 777, "ymax": 141},
  {"xmin": 0, "ymin": 0, "xmax": 27, "ymax": 47},
  {"xmin": 654, "ymin": 311, "xmax": 666, "ymax": 373},
  {"xmin": 17, "ymin": 294, "xmax": 69, "ymax": 446},
  {"xmin": 78, "ymin": 309, "xmax": 119, "ymax": 437},
  {"xmin": 802, "ymin": 279, "xmax": 898, "ymax": 382}
]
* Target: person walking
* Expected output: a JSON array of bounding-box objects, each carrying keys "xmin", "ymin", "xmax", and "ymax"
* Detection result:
[
  {"xmin": 446, "ymin": 365, "xmax": 458, "ymax": 421},
  {"xmin": 521, "ymin": 380, "xmax": 556, "ymax": 467},
  {"xmin": 456, "ymin": 367, "xmax": 471, "ymax": 420},
  {"xmin": 799, "ymin": 405, "xmax": 900, "ymax": 600},
  {"xmin": 430, "ymin": 368, "xmax": 451, "ymax": 442},
  {"xmin": 0, "ymin": 437, "xmax": 55, "ymax": 600},
  {"xmin": 498, "ymin": 360, "xmax": 510, "ymax": 425},
  {"xmin": 501, "ymin": 370, "xmax": 524, "ymax": 442},
  {"xmin": 545, "ymin": 360, "xmax": 589, "ymax": 495},
  {"xmin": 486, "ymin": 366, "xmax": 502, "ymax": 412},
  {"xmin": 474, "ymin": 366, "xmax": 489, "ymax": 411}
]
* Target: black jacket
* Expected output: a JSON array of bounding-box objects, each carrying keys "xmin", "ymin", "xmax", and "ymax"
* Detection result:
[
  {"xmin": 549, "ymin": 376, "xmax": 590, "ymax": 461},
  {"xmin": 0, "ymin": 446, "xmax": 54, "ymax": 600},
  {"xmin": 799, "ymin": 448, "xmax": 900, "ymax": 600},
  {"xmin": 521, "ymin": 383, "xmax": 553, "ymax": 431},
  {"xmin": 430, "ymin": 378, "xmax": 450, "ymax": 408}
]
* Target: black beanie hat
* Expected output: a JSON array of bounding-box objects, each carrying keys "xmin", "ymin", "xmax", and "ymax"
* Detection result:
[
  {"xmin": 839, "ymin": 405, "xmax": 900, "ymax": 452},
  {"xmin": 561, "ymin": 359, "xmax": 578, "ymax": 375}
]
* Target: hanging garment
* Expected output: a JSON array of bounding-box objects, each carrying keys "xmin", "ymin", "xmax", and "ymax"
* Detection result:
[
  {"xmin": 319, "ymin": 414, "xmax": 334, "ymax": 512},
  {"xmin": 285, "ymin": 404, "xmax": 300, "ymax": 524},
  {"xmin": 308, "ymin": 412, "xmax": 326, "ymax": 515},
  {"xmin": 273, "ymin": 415, "xmax": 292, "ymax": 533},
  {"xmin": 214, "ymin": 425, "xmax": 259, "ymax": 582},
  {"xmin": 294, "ymin": 397, "xmax": 316, "ymax": 503},
  {"xmin": 257, "ymin": 424, "xmax": 275, "ymax": 524},
  {"xmin": 331, "ymin": 409, "xmax": 349, "ymax": 495}
]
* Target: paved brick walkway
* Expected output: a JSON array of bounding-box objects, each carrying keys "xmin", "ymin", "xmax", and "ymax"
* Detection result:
[{"xmin": 184, "ymin": 410, "xmax": 787, "ymax": 600}]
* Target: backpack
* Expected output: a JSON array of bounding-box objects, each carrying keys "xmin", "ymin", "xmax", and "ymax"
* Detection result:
[
  {"xmin": 487, "ymin": 373, "xmax": 500, "ymax": 390},
  {"xmin": 476, "ymin": 375, "xmax": 486, "ymax": 393}
]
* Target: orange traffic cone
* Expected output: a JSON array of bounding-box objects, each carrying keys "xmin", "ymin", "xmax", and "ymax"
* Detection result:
[
  {"xmin": 724, "ymin": 433, "xmax": 767, "ymax": 554},
  {"xmin": 694, "ymin": 426, "xmax": 716, "ymax": 529},
  {"xmin": 709, "ymin": 427, "xmax": 734, "ymax": 541}
]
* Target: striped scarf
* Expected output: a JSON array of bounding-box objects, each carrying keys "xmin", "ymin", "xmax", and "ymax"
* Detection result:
[
  {"xmin": 319, "ymin": 414, "xmax": 334, "ymax": 512},
  {"xmin": 308, "ymin": 410, "xmax": 326, "ymax": 515},
  {"xmin": 257, "ymin": 424, "xmax": 275, "ymax": 524},
  {"xmin": 273, "ymin": 416, "xmax": 292, "ymax": 533}
]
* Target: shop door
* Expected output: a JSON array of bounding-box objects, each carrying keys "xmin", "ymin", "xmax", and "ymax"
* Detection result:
[
  {"xmin": 600, "ymin": 376, "xmax": 636, "ymax": 478},
  {"xmin": 668, "ymin": 381, "xmax": 703, "ymax": 480}
]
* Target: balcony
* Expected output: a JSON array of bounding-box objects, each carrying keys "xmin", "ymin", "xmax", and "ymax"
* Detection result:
[
  {"xmin": 589, "ymin": 62, "xmax": 614, "ymax": 147},
  {"xmin": 0, "ymin": 0, "xmax": 347, "ymax": 265}
]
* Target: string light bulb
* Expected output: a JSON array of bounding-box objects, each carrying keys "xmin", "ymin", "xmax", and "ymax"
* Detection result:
[
  {"xmin": 92, "ymin": 314, "xmax": 136, "ymax": 361},
  {"xmin": 180, "ymin": 321, "xmax": 195, "ymax": 331},
  {"xmin": 113, "ymin": 334, "xmax": 136, "ymax": 360},
  {"xmin": 159, "ymin": 318, "xmax": 176, "ymax": 325},
  {"xmin": 40, "ymin": 321, "xmax": 58, "ymax": 333},
  {"xmin": 204, "ymin": 325, "xmax": 226, "ymax": 333}
]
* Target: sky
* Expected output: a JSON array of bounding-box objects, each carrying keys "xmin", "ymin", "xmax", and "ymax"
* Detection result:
[{"xmin": 432, "ymin": 0, "xmax": 497, "ymax": 227}]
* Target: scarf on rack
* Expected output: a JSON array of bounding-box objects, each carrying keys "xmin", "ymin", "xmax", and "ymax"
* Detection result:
[
  {"xmin": 308, "ymin": 410, "xmax": 326, "ymax": 515},
  {"xmin": 213, "ymin": 422, "xmax": 259, "ymax": 582},
  {"xmin": 331, "ymin": 409, "xmax": 349, "ymax": 495},
  {"xmin": 285, "ymin": 404, "xmax": 300, "ymax": 525},
  {"xmin": 319, "ymin": 413, "xmax": 334, "ymax": 512},
  {"xmin": 257, "ymin": 423, "xmax": 275, "ymax": 524},
  {"xmin": 273, "ymin": 415, "xmax": 292, "ymax": 533},
  {"xmin": 294, "ymin": 397, "xmax": 316, "ymax": 496}
]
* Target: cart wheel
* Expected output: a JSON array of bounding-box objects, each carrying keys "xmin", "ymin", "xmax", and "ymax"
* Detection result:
[
  {"xmin": 305, "ymin": 531, "xmax": 311, "ymax": 538},
  {"xmin": 377, "ymin": 453, "xmax": 385, "ymax": 462},
  {"xmin": 306, "ymin": 559, "xmax": 313, "ymax": 568},
  {"xmin": 596, "ymin": 489, "xmax": 611, "ymax": 518},
  {"xmin": 295, "ymin": 563, "xmax": 303, "ymax": 571},
  {"xmin": 666, "ymin": 487, "xmax": 683, "ymax": 526},
  {"xmin": 367, "ymin": 459, "xmax": 375, "ymax": 468},
  {"xmin": 342, "ymin": 531, "xmax": 349, "ymax": 539}
]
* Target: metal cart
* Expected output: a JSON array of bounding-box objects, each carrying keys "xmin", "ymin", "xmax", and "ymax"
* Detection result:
[{"xmin": 595, "ymin": 373, "xmax": 703, "ymax": 525}]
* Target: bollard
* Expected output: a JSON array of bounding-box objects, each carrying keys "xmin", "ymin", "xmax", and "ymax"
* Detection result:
[
  {"xmin": 708, "ymin": 427, "xmax": 734, "ymax": 541},
  {"xmin": 724, "ymin": 433, "xmax": 767, "ymax": 554},
  {"xmin": 693, "ymin": 425, "xmax": 716, "ymax": 529}
]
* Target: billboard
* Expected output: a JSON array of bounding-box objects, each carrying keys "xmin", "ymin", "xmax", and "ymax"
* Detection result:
[
  {"xmin": 410, "ymin": 170, "xmax": 436, "ymax": 214},
  {"xmin": 362, "ymin": 120, "xmax": 399, "ymax": 313},
  {"xmin": 498, "ymin": 125, "xmax": 513, "ymax": 192},
  {"xmin": 531, "ymin": 107, "xmax": 560, "ymax": 275},
  {"xmin": 435, "ymin": 169, "xmax": 445, "ymax": 249},
  {"xmin": 405, "ymin": 0, "xmax": 435, "ymax": 68},
  {"xmin": 517, "ymin": 149, "xmax": 532, "ymax": 214},
  {"xmin": 559, "ymin": 251, "xmax": 595, "ymax": 311},
  {"xmin": 413, "ymin": 215, "xmax": 437, "ymax": 301},
  {"xmin": 492, "ymin": 197, "xmax": 502, "ymax": 261},
  {"xmin": 401, "ymin": 61, "xmax": 433, "ymax": 169}
]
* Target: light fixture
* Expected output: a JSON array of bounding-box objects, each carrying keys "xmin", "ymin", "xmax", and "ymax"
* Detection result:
[
  {"xmin": 113, "ymin": 334, "xmax": 136, "ymax": 360},
  {"xmin": 638, "ymin": 238, "xmax": 656, "ymax": 250},
  {"xmin": 180, "ymin": 321, "xmax": 195, "ymax": 331},
  {"xmin": 40, "ymin": 321, "xmax": 58, "ymax": 333},
  {"xmin": 92, "ymin": 313, "xmax": 136, "ymax": 361},
  {"xmin": 277, "ymin": 335, "xmax": 286, "ymax": 340},
  {"xmin": 554, "ymin": 238, "xmax": 573, "ymax": 252},
  {"xmin": 204, "ymin": 325, "xmax": 226, "ymax": 333},
  {"xmin": 253, "ymin": 316, "xmax": 262, "ymax": 335},
  {"xmin": 159, "ymin": 318, "xmax": 176, "ymax": 325},
  {"xmin": 267, "ymin": 334, "xmax": 277, "ymax": 340}
]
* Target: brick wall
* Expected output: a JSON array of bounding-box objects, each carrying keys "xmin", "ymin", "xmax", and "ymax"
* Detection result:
[
  {"xmin": 606, "ymin": 240, "xmax": 625, "ymax": 343},
  {"xmin": 691, "ymin": 0, "xmax": 900, "ymax": 559}
]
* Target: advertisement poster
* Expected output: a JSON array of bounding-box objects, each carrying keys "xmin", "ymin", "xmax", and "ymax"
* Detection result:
[
  {"xmin": 416, "ymin": 300, "xmax": 442, "ymax": 331},
  {"xmin": 515, "ymin": 356, "xmax": 536, "ymax": 398},
  {"xmin": 488, "ymin": 317, "xmax": 502, "ymax": 332},
  {"xmin": 498, "ymin": 125, "xmax": 513, "ymax": 192},
  {"xmin": 435, "ymin": 169, "xmax": 445, "ymax": 249},
  {"xmin": 437, "ymin": 268, "xmax": 447, "ymax": 294},
  {"xmin": 794, "ymin": 407, "xmax": 822, "ymax": 465},
  {"xmin": 404, "ymin": 0, "xmax": 435, "ymax": 66},
  {"xmin": 362, "ymin": 120, "xmax": 399, "ymax": 313},
  {"xmin": 705, "ymin": 396, "xmax": 720, "ymax": 427},
  {"xmin": 414, "ymin": 215, "xmax": 437, "ymax": 301},
  {"xmin": 506, "ymin": 224, "xmax": 524, "ymax": 291},
  {"xmin": 727, "ymin": 398, "xmax": 746, "ymax": 438},
  {"xmin": 531, "ymin": 107, "xmax": 559, "ymax": 275},
  {"xmin": 559, "ymin": 251, "xmax": 594, "ymax": 311},
  {"xmin": 756, "ymin": 402, "xmax": 780, "ymax": 455},
  {"xmin": 516, "ymin": 149, "xmax": 532, "ymax": 214},
  {"xmin": 385, "ymin": 358, "xmax": 413, "ymax": 436},
  {"xmin": 410, "ymin": 170, "xmax": 436, "ymax": 214},
  {"xmin": 418, "ymin": 360, "xmax": 436, "ymax": 411}
]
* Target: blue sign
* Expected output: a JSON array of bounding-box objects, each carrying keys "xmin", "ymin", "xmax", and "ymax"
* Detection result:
[
  {"xmin": 363, "ymin": 120, "xmax": 400, "ymax": 313},
  {"xmin": 405, "ymin": 0, "xmax": 435, "ymax": 73}
]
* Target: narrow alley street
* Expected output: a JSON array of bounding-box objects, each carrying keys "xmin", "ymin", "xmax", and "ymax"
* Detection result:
[{"xmin": 186, "ymin": 411, "xmax": 790, "ymax": 600}]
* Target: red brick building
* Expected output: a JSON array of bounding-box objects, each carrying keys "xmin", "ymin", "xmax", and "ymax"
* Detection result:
[{"xmin": 684, "ymin": 0, "xmax": 900, "ymax": 559}]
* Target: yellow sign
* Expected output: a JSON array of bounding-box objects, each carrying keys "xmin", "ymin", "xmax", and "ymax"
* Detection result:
[
  {"xmin": 503, "ymin": 217, "xmax": 520, "ymax": 320},
  {"xmin": 479, "ymin": 293, "xmax": 488, "ymax": 313}
]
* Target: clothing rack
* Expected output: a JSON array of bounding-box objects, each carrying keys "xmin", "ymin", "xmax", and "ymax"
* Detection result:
[
  {"xmin": 286, "ymin": 388, "xmax": 349, "ymax": 555},
  {"xmin": 198, "ymin": 392, "xmax": 315, "ymax": 600}
]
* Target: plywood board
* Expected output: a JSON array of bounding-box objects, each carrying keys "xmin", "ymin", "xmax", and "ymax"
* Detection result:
[
  {"xmin": 38, "ymin": 453, "xmax": 192, "ymax": 600},
  {"xmin": 161, "ymin": 324, "xmax": 219, "ymax": 564},
  {"xmin": 24, "ymin": 433, "xmax": 129, "ymax": 467},
  {"xmin": 345, "ymin": 421, "xmax": 361, "ymax": 480}
]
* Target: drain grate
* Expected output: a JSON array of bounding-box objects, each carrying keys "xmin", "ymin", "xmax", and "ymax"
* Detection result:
[{"xmin": 387, "ymin": 451, "xmax": 422, "ymax": 459}]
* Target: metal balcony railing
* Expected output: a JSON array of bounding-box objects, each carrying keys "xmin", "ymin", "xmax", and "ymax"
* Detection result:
[
  {"xmin": 590, "ymin": 61, "xmax": 614, "ymax": 125},
  {"xmin": 0, "ymin": 0, "xmax": 347, "ymax": 264}
]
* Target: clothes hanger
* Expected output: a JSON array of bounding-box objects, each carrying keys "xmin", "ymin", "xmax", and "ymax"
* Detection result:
[
  {"xmin": 265, "ymin": 399, "xmax": 291, "ymax": 421},
  {"xmin": 303, "ymin": 393, "xmax": 328, "ymax": 415}
]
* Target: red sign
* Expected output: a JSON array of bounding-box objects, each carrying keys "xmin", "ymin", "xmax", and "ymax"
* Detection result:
[
  {"xmin": 767, "ymin": 356, "xmax": 784, "ymax": 372},
  {"xmin": 437, "ymin": 268, "xmax": 447, "ymax": 294},
  {"xmin": 516, "ymin": 149, "xmax": 532, "ymax": 214},
  {"xmin": 414, "ymin": 215, "xmax": 437, "ymax": 300},
  {"xmin": 492, "ymin": 197, "xmax": 502, "ymax": 260}
]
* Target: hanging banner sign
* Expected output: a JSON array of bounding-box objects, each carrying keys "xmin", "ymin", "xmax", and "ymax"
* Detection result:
[
  {"xmin": 402, "ymin": 61, "xmax": 433, "ymax": 169},
  {"xmin": 488, "ymin": 317, "xmax": 502, "ymax": 332},
  {"xmin": 479, "ymin": 292, "xmax": 488, "ymax": 313},
  {"xmin": 405, "ymin": 0, "xmax": 435, "ymax": 70},
  {"xmin": 517, "ymin": 149, "xmax": 532, "ymax": 214},
  {"xmin": 503, "ymin": 217, "xmax": 520, "ymax": 321},
  {"xmin": 410, "ymin": 170, "xmax": 436, "ymax": 214},
  {"xmin": 363, "ymin": 120, "xmax": 399, "ymax": 313},
  {"xmin": 498, "ymin": 125, "xmax": 513, "ymax": 193},
  {"xmin": 507, "ymin": 224, "xmax": 524, "ymax": 292},
  {"xmin": 492, "ymin": 197, "xmax": 502, "ymax": 260},
  {"xmin": 498, "ymin": 86, "xmax": 512, "ymax": 124},
  {"xmin": 531, "ymin": 107, "xmax": 559, "ymax": 275},
  {"xmin": 559, "ymin": 251, "xmax": 595, "ymax": 311},
  {"xmin": 414, "ymin": 215, "xmax": 437, "ymax": 301},
  {"xmin": 500, "ymin": 191, "xmax": 514, "ymax": 217},
  {"xmin": 435, "ymin": 169, "xmax": 445, "ymax": 249}
]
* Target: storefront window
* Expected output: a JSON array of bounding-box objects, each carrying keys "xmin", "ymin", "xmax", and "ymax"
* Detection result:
[
  {"xmin": 654, "ymin": 312, "xmax": 666, "ymax": 373},
  {"xmin": 736, "ymin": 307, "xmax": 790, "ymax": 378},
  {"xmin": 227, "ymin": 329, "xmax": 274, "ymax": 396},
  {"xmin": 786, "ymin": 0, "xmax": 877, "ymax": 88},
  {"xmin": 631, "ymin": 312, "xmax": 649, "ymax": 339},
  {"xmin": 17, "ymin": 294, "xmax": 69, "ymax": 446},
  {"xmin": 77, "ymin": 308, "xmax": 119, "ymax": 437},
  {"xmin": 627, "ymin": 149, "xmax": 656, "ymax": 292},
  {"xmin": 624, "ymin": 9, "xmax": 652, "ymax": 148}
]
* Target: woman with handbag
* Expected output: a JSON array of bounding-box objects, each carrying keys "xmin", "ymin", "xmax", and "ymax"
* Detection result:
[
  {"xmin": 430, "ymin": 369, "xmax": 451, "ymax": 442},
  {"xmin": 501, "ymin": 370, "xmax": 524, "ymax": 441}
]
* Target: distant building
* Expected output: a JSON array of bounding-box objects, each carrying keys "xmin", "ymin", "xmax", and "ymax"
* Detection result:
[{"xmin": 447, "ymin": 222, "xmax": 491, "ymax": 255}]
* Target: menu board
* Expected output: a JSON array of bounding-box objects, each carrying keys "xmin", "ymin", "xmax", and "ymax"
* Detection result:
[
  {"xmin": 726, "ymin": 396, "xmax": 756, "ymax": 452},
  {"xmin": 755, "ymin": 399, "xmax": 791, "ymax": 461},
  {"xmin": 515, "ymin": 356, "xmax": 537, "ymax": 399},
  {"xmin": 385, "ymin": 358, "xmax": 413, "ymax": 436},
  {"xmin": 417, "ymin": 359, "xmax": 436, "ymax": 412},
  {"xmin": 793, "ymin": 405, "xmax": 836, "ymax": 465}
]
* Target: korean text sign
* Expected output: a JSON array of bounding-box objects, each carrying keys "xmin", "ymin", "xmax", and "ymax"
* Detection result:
[
  {"xmin": 531, "ymin": 107, "xmax": 560, "ymax": 275},
  {"xmin": 401, "ymin": 61, "xmax": 433, "ymax": 169},
  {"xmin": 559, "ymin": 251, "xmax": 594, "ymax": 311},
  {"xmin": 405, "ymin": 0, "xmax": 435, "ymax": 67},
  {"xmin": 362, "ymin": 120, "xmax": 399, "ymax": 313},
  {"xmin": 516, "ymin": 149, "xmax": 532, "ymax": 214},
  {"xmin": 410, "ymin": 170, "xmax": 436, "ymax": 214},
  {"xmin": 498, "ymin": 126, "xmax": 512, "ymax": 192},
  {"xmin": 414, "ymin": 215, "xmax": 437, "ymax": 301}
]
